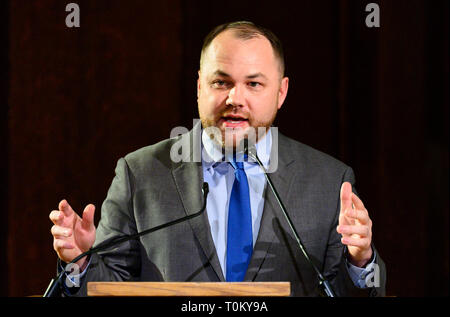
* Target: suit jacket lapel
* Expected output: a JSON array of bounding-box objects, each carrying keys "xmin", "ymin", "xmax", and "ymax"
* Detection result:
[
  {"xmin": 245, "ymin": 133, "xmax": 296, "ymax": 281},
  {"xmin": 171, "ymin": 124, "xmax": 226, "ymax": 281}
]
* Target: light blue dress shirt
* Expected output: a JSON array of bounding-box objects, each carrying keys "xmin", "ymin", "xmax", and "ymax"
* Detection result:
[{"xmin": 200, "ymin": 127, "xmax": 376, "ymax": 288}]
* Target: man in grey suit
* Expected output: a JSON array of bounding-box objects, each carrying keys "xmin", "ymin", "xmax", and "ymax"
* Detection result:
[{"xmin": 49, "ymin": 21, "xmax": 386, "ymax": 296}]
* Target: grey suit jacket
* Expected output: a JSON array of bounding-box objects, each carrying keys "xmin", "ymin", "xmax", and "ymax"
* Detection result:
[{"xmin": 69, "ymin": 125, "xmax": 386, "ymax": 297}]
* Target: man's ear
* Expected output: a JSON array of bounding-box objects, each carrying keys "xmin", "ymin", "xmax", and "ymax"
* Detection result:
[
  {"xmin": 277, "ymin": 77, "xmax": 289, "ymax": 110},
  {"xmin": 197, "ymin": 70, "xmax": 201, "ymax": 99}
]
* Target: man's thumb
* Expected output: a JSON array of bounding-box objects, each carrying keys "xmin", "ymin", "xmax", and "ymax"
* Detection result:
[
  {"xmin": 81, "ymin": 204, "xmax": 96, "ymax": 230},
  {"xmin": 340, "ymin": 182, "xmax": 352, "ymax": 212}
]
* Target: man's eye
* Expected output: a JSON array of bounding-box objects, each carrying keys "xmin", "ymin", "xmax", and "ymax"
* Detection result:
[
  {"xmin": 248, "ymin": 82, "xmax": 261, "ymax": 88},
  {"xmin": 212, "ymin": 80, "xmax": 227, "ymax": 88}
]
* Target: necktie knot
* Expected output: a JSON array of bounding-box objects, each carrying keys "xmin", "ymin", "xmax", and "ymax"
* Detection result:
[
  {"xmin": 230, "ymin": 161, "xmax": 246, "ymax": 182},
  {"xmin": 230, "ymin": 153, "xmax": 248, "ymax": 171},
  {"xmin": 234, "ymin": 161, "xmax": 244, "ymax": 170}
]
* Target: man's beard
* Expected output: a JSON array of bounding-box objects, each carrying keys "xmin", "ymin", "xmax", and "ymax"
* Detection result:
[{"xmin": 200, "ymin": 108, "xmax": 278, "ymax": 150}]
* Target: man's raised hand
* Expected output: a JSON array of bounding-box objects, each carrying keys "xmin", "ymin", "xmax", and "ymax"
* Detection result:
[
  {"xmin": 49, "ymin": 200, "xmax": 96, "ymax": 268},
  {"xmin": 337, "ymin": 182, "xmax": 373, "ymax": 267}
]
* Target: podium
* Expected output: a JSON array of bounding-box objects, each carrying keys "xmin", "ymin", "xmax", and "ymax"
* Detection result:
[{"xmin": 87, "ymin": 282, "xmax": 291, "ymax": 297}]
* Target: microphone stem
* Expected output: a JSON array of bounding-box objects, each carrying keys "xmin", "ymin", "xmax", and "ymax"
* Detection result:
[
  {"xmin": 252, "ymin": 154, "xmax": 335, "ymax": 297},
  {"xmin": 71, "ymin": 205, "xmax": 206, "ymax": 265}
]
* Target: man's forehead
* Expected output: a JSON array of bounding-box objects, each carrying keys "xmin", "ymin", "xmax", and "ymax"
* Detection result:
[
  {"xmin": 208, "ymin": 31, "xmax": 272, "ymax": 56},
  {"xmin": 202, "ymin": 32, "xmax": 277, "ymax": 75},
  {"xmin": 212, "ymin": 29, "xmax": 270, "ymax": 46}
]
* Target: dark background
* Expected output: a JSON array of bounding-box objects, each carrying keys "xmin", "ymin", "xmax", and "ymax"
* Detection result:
[{"xmin": 0, "ymin": 0, "xmax": 448, "ymax": 297}]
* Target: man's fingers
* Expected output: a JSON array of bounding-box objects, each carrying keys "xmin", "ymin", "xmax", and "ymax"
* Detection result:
[
  {"xmin": 53, "ymin": 239, "xmax": 75, "ymax": 251},
  {"xmin": 51, "ymin": 225, "xmax": 72, "ymax": 238},
  {"xmin": 49, "ymin": 210, "xmax": 64, "ymax": 225},
  {"xmin": 345, "ymin": 208, "xmax": 370, "ymax": 225},
  {"xmin": 81, "ymin": 204, "xmax": 96, "ymax": 231},
  {"xmin": 351, "ymin": 193, "xmax": 365, "ymax": 210},
  {"xmin": 59, "ymin": 199, "xmax": 75, "ymax": 217},
  {"xmin": 341, "ymin": 236, "xmax": 371, "ymax": 249},
  {"xmin": 337, "ymin": 224, "xmax": 370, "ymax": 237}
]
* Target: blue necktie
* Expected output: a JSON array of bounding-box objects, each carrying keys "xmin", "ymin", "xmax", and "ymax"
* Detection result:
[{"xmin": 226, "ymin": 160, "xmax": 253, "ymax": 282}]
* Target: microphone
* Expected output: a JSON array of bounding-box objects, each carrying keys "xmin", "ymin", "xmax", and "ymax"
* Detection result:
[
  {"xmin": 243, "ymin": 139, "xmax": 336, "ymax": 297},
  {"xmin": 44, "ymin": 182, "xmax": 210, "ymax": 297}
]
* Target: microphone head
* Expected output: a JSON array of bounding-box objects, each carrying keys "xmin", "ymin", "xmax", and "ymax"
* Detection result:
[
  {"xmin": 240, "ymin": 138, "xmax": 257, "ymax": 160},
  {"xmin": 202, "ymin": 182, "xmax": 209, "ymax": 196}
]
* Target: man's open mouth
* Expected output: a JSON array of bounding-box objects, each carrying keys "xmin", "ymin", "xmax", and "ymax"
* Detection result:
[
  {"xmin": 222, "ymin": 116, "xmax": 248, "ymax": 123},
  {"xmin": 220, "ymin": 116, "xmax": 249, "ymax": 128}
]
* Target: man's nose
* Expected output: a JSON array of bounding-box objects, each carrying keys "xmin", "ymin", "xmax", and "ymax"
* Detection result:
[{"xmin": 226, "ymin": 85, "xmax": 245, "ymax": 107}]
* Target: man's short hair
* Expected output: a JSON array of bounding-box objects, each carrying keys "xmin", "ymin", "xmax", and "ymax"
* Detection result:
[{"xmin": 200, "ymin": 21, "xmax": 285, "ymax": 77}]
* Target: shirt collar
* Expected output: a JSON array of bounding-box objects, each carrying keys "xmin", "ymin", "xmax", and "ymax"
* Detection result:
[{"xmin": 201, "ymin": 128, "xmax": 272, "ymax": 170}]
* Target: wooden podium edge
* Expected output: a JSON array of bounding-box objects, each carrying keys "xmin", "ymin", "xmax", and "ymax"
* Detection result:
[{"xmin": 87, "ymin": 282, "xmax": 291, "ymax": 297}]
